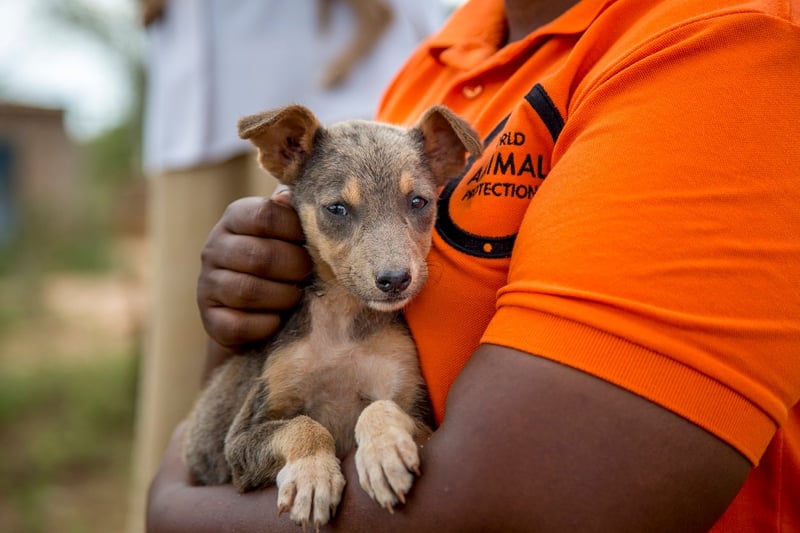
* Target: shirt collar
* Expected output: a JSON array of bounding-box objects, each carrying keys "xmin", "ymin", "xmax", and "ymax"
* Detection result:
[{"xmin": 429, "ymin": 0, "xmax": 616, "ymax": 71}]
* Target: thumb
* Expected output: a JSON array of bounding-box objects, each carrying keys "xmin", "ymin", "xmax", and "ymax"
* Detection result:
[{"xmin": 270, "ymin": 184, "xmax": 293, "ymax": 207}]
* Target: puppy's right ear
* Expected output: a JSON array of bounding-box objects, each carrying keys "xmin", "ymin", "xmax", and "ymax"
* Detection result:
[
  {"xmin": 238, "ymin": 105, "xmax": 320, "ymax": 185},
  {"xmin": 415, "ymin": 105, "xmax": 483, "ymax": 185}
]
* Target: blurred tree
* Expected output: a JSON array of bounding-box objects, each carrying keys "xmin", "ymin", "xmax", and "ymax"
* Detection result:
[
  {"xmin": 47, "ymin": 0, "xmax": 146, "ymax": 186},
  {"xmin": 0, "ymin": 0, "xmax": 147, "ymax": 273}
]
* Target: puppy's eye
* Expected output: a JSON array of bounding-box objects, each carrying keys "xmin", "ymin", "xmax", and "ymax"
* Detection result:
[
  {"xmin": 326, "ymin": 203, "xmax": 348, "ymax": 217},
  {"xmin": 410, "ymin": 196, "xmax": 428, "ymax": 210}
]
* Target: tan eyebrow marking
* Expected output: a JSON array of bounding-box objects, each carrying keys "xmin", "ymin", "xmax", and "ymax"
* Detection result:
[
  {"xmin": 341, "ymin": 176, "xmax": 362, "ymax": 207},
  {"xmin": 399, "ymin": 171, "xmax": 415, "ymax": 196}
]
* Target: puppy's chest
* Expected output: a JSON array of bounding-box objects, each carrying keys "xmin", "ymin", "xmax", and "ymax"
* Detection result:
[{"xmin": 263, "ymin": 293, "xmax": 419, "ymax": 451}]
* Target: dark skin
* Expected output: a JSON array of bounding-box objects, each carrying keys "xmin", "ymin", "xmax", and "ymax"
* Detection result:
[
  {"xmin": 196, "ymin": 191, "xmax": 311, "ymax": 381},
  {"xmin": 505, "ymin": 0, "xmax": 581, "ymax": 42},
  {"xmin": 147, "ymin": 1, "xmax": 752, "ymax": 530}
]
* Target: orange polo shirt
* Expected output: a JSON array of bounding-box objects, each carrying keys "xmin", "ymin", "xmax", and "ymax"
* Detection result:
[{"xmin": 376, "ymin": 0, "xmax": 800, "ymax": 530}]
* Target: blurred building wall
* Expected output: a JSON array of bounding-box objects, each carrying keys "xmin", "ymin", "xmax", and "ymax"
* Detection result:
[{"xmin": 0, "ymin": 102, "xmax": 81, "ymax": 243}]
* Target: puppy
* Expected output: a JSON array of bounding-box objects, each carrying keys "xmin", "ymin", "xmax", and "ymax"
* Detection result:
[{"xmin": 183, "ymin": 104, "xmax": 481, "ymax": 529}]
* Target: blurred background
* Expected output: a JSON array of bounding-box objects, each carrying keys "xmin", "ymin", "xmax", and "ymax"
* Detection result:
[
  {"xmin": 0, "ymin": 1, "xmax": 461, "ymax": 532},
  {"xmin": 0, "ymin": 1, "xmax": 145, "ymax": 532}
]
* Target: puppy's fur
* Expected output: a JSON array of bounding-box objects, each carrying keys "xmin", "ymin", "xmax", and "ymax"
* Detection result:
[{"xmin": 183, "ymin": 105, "xmax": 481, "ymax": 529}]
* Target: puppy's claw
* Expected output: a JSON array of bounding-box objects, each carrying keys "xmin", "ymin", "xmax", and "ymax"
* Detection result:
[
  {"xmin": 356, "ymin": 401, "xmax": 424, "ymax": 512},
  {"xmin": 277, "ymin": 454, "xmax": 344, "ymax": 530}
]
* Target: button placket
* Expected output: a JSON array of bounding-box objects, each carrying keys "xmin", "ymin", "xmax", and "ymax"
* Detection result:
[{"xmin": 462, "ymin": 84, "xmax": 484, "ymax": 99}]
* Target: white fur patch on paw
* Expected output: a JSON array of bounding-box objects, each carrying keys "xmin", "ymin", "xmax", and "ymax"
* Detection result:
[
  {"xmin": 355, "ymin": 400, "xmax": 420, "ymax": 511},
  {"xmin": 276, "ymin": 453, "xmax": 346, "ymax": 530}
]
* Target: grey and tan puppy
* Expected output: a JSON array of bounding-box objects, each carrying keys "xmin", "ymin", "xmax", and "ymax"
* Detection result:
[{"xmin": 183, "ymin": 104, "xmax": 481, "ymax": 529}]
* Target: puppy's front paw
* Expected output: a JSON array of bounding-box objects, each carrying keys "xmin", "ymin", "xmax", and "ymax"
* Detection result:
[
  {"xmin": 355, "ymin": 400, "xmax": 420, "ymax": 511},
  {"xmin": 276, "ymin": 453, "xmax": 346, "ymax": 530}
]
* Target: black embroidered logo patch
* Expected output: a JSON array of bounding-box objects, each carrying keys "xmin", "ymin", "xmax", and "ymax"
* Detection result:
[{"xmin": 436, "ymin": 83, "xmax": 564, "ymax": 259}]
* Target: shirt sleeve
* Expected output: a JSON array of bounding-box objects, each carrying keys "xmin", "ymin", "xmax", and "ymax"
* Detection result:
[{"xmin": 481, "ymin": 11, "xmax": 800, "ymax": 465}]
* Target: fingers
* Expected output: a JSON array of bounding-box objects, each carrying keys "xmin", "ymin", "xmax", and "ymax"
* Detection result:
[
  {"xmin": 270, "ymin": 185, "xmax": 292, "ymax": 207},
  {"xmin": 198, "ymin": 246, "xmax": 308, "ymax": 347},
  {"xmin": 220, "ymin": 196, "xmax": 304, "ymax": 242},
  {"xmin": 202, "ymin": 307, "xmax": 284, "ymax": 348},
  {"xmin": 203, "ymin": 270, "xmax": 286, "ymax": 309},
  {"xmin": 202, "ymin": 234, "xmax": 312, "ymax": 283},
  {"xmin": 197, "ymin": 195, "xmax": 313, "ymax": 349}
]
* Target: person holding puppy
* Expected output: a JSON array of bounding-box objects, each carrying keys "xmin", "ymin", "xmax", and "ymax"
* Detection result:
[{"xmin": 146, "ymin": 0, "xmax": 800, "ymax": 531}]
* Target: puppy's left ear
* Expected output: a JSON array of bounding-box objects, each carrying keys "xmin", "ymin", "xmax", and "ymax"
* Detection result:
[
  {"xmin": 238, "ymin": 105, "xmax": 321, "ymax": 185},
  {"xmin": 415, "ymin": 105, "xmax": 483, "ymax": 185}
]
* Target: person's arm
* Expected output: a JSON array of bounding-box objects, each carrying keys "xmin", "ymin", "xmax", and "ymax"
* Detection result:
[
  {"xmin": 147, "ymin": 342, "xmax": 749, "ymax": 532},
  {"xmin": 149, "ymin": 191, "xmax": 752, "ymax": 532}
]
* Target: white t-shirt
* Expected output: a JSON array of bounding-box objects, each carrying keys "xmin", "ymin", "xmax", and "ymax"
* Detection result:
[{"xmin": 143, "ymin": 0, "xmax": 447, "ymax": 173}]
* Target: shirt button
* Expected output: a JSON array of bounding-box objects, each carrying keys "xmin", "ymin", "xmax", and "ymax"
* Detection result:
[{"xmin": 462, "ymin": 85, "xmax": 483, "ymax": 98}]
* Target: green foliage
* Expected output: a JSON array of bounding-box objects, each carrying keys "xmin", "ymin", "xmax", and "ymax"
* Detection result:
[
  {"xmin": 0, "ymin": 212, "xmax": 114, "ymax": 277},
  {"xmin": 0, "ymin": 354, "xmax": 138, "ymax": 532},
  {"xmin": 82, "ymin": 116, "xmax": 143, "ymax": 191},
  {"xmin": 0, "ymin": 2, "xmax": 146, "ymax": 531}
]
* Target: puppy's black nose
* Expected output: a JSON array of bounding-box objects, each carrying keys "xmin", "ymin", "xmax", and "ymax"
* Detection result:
[{"xmin": 375, "ymin": 270, "xmax": 412, "ymax": 293}]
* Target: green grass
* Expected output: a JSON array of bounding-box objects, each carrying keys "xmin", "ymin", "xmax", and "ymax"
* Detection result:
[
  {"xmin": 0, "ymin": 215, "xmax": 115, "ymax": 278},
  {"xmin": 0, "ymin": 94, "xmax": 145, "ymax": 531},
  {"xmin": 0, "ymin": 353, "xmax": 138, "ymax": 533}
]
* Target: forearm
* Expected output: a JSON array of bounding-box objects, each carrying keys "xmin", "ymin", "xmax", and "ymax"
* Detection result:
[
  {"xmin": 338, "ymin": 345, "xmax": 750, "ymax": 532},
  {"xmin": 149, "ymin": 345, "xmax": 750, "ymax": 532}
]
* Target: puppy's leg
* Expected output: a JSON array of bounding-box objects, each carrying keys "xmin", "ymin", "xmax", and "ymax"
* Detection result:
[
  {"xmin": 355, "ymin": 399, "xmax": 424, "ymax": 511},
  {"xmin": 225, "ymin": 381, "xmax": 345, "ymax": 529},
  {"xmin": 272, "ymin": 417, "xmax": 347, "ymax": 529},
  {"xmin": 183, "ymin": 354, "xmax": 264, "ymax": 485}
]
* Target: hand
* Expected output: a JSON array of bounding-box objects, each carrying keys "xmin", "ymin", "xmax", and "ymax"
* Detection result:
[{"xmin": 197, "ymin": 192, "xmax": 313, "ymax": 353}]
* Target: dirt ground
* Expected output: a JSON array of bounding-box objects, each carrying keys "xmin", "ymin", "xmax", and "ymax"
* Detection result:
[
  {"xmin": 0, "ymin": 237, "xmax": 149, "ymax": 533},
  {"xmin": 1, "ymin": 237, "xmax": 148, "ymax": 369}
]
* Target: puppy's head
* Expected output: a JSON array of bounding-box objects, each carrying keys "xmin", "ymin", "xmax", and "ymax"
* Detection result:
[{"xmin": 239, "ymin": 105, "xmax": 481, "ymax": 311}]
